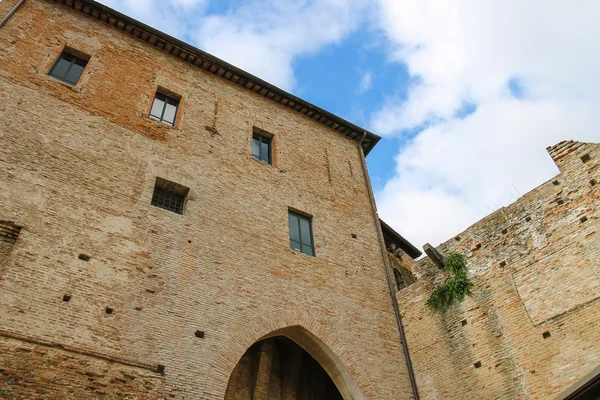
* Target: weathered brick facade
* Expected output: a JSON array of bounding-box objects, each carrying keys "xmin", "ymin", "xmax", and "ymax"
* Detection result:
[
  {"xmin": 2, "ymin": 1, "xmax": 599, "ymax": 399},
  {"xmin": 0, "ymin": 0, "xmax": 412, "ymax": 398},
  {"xmin": 399, "ymin": 141, "xmax": 600, "ymax": 399}
]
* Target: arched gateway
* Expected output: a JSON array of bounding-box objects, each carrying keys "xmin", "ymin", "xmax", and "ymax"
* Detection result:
[
  {"xmin": 203, "ymin": 311, "xmax": 365, "ymax": 400},
  {"xmin": 225, "ymin": 326, "xmax": 361, "ymax": 400}
]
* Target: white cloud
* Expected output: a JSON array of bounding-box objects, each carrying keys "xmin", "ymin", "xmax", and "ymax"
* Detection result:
[
  {"xmin": 98, "ymin": 0, "xmax": 369, "ymax": 91},
  {"xmin": 193, "ymin": 0, "xmax": 369, "ymax": 90},
  {"xmin": 371, "ymin": 0, "xmax": 600, "ymax": 248},
  {"xmin": 97, "ymin": 0, "xmax": 209, "ymax": 38},
  {"xmin": 358, "ymin": 71, "xmax": 372, "ymax": 93}
]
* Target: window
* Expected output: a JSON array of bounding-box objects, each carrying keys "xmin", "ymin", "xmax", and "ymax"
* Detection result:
[
  {"xmin": 150, "ymin": 92, "xmax": 180, "ymax": 126},
  {"xmin": 49, "ymin": 51, "xmax": 89, "ymax": 85},
  {"xmin": 252, "ymin": 131, "xmax": 272, "ymax": 164},
  {"xmin": 288, "ymin": 211, "xmax": 314, "ymax": 256},
  {"xmin": 151, "ymin": 177, "xmax": 189, "ymax": 214},
  {"xmin": 394, "ymin": 268, "xmax": 405, "ymax": 291}
]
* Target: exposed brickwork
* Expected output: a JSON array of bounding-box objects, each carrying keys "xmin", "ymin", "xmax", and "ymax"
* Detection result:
[
  {"xmin": 398, "ymin": 141, "xmax": 600, "ymax": 399},
  {"xmin": 0, "ymin": 336, "xmax": 168, "ymax": 400},
  {"xmin": 5, "ymin": 2, "xmax": 596, "ymax": 399},
  {"xmin": 0, "ymin": 1, "xmax": 411, "ymax": 399}
]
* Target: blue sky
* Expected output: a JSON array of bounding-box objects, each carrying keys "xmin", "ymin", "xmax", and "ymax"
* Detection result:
[
  {"xmin": 292, "ymin": 27, "xmax": 412, "ymax": 191},
  {"xmin": 98, "ymin": 0, "xmax": 599, "ymax": 249}
]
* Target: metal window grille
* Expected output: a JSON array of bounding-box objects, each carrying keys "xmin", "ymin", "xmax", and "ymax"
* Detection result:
[
  {"xmin": 149, "ymin": 92, "xmax": 179, "ymax": 126},
  {"xmin": 252, "ymin": 132, "xmax": 272, "ymax": 164},
  {"xmin": 49, "ymin": 51, "xmax": 88, "ymax": 85},
  {"xmin": 288, "ymin": 211, "xmax": 315, "ymax": 256},
  {"xmin": 151, "ymin": 178, "xmax": 188, "ymax": 214}
]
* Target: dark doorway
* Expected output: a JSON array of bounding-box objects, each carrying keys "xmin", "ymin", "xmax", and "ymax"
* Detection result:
[{"xmin": 225, "ymin": 336, "xmax": 343, "ymax": 400}]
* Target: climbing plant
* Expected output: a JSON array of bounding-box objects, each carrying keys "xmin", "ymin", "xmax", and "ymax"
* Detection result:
[{"xmin": 426, "ymin": 253, "xmax": 473, "ymax": 311}]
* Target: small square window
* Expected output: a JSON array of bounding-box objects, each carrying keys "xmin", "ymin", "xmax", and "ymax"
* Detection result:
[
  {"xmin": 49, "ymin": 50, "xmax": 89, "ymax": 85},
  {"xmin": 150, "ymin": 92, "xmax": 180, "ymax": 126},
  {"xmin": 151, "ymin": 177, "xmax": 189, "ymax": 214},
  {"xmin": 288, "ymin": 210, "xmax": 315, "ymax": 256},
  {"xmin": 252, "ymin": 130, "xmax": 272, "ymax": 164}
]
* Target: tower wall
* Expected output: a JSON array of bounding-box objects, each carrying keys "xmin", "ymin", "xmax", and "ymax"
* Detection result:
[{"xmin": 0, "ymin": 1, "xmax": 411, "ymax": 398}]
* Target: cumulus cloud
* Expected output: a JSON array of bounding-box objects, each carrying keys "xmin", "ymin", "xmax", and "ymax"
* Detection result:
[
  {"xmin": 193, "ymin": 0, "xmax": 369, "ymax": 90},
  {"xmin": 99, "ymin": 0, "xmax": 369, "ymax": 91},
  {"xmin": 372, "ymin": 0, "xmax": 600, "ymax": 248}
]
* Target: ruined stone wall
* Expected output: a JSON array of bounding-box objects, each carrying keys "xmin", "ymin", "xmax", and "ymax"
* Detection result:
[
  {"xmin": 398, "ymin": 141, "xmax": 600, "ymax": 399},
  {"xmin": 0, "ymin": 1, "xmax": 412, "ymax": 399}
]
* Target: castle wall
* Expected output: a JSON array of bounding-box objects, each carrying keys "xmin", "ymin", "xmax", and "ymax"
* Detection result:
[
  {"xmin": 0, "ymin": 1, "xmax": 411, "ymax": 398},
  {"xmin": 398, "ymin": 141, "xmax": 600, "ymax": 399}
]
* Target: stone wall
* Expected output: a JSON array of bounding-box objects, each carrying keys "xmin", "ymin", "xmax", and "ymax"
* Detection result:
[
  {"xmin": 398, "ymin": 141, "xmax": 600, "ymax": 399},
  {"xmin": 0, "ymin": 1, "xmax": 411, "ymax": 399}
]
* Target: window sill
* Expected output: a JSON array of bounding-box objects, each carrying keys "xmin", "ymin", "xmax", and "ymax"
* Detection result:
[
  {"xmin": 249, "ymin": 155, "xmax": 276, "ymax": 168},
  {"xmin": 150, "ymin": 204, "xmax": 184, "ymax": 216},
  {"xmin": 46, "ymin": 75, "xmax": 83, "ymax": 92},
  {"xmin": 144, "ymin": 115, "xmax": 180, "ymax": 130},
  {"xmin": 289, "ymin": 248, "xmax": 316, "ymax": 258}
]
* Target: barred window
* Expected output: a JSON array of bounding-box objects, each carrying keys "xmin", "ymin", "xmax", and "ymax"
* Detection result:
[
  {"xmin": 151, "ymin": 178, "xmax": 189, "ymax": 214},
  {"xmin": 49, "ymin": 50, "xmax": 89, "ymax": 85}
]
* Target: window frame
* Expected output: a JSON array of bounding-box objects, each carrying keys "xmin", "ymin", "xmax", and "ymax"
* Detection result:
[
  {"xmin": 252, "ymin": 131, "xmax": 272, "ymax": 164},
  {"xmin": 288, "ymin": 210, "xmax": 315, "ymax": 256},
  {"xmin": 150, "ymin": 177, "xmax": 189, "ymax": 215},
  {"xmin": 149, "ymin": 92, "xmax": 180, "ymax": 126},
  {"xmin": 48, "ymin": 50, "xmax": 89, "ymax": 86}
]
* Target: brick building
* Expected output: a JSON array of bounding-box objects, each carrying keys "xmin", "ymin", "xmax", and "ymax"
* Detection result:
[
  {"xmin": 0, "ymin": 0, "xmax": 418, "ymax": 399},
  {"xmin": 1, "ymin": 1, "xmax": 599, "ymax": 400}
]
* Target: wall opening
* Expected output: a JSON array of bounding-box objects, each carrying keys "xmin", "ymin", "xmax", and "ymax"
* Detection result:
[
  {"xmin": 1, "ymin": 221, "xmax": 22, "ymax": 266},
  {"xmin": 222, "ymin": 325, "xmax": 363, "ymax": 400},
  {"xmin": 225, "ymin": 336, "xmax": 343, "ymax": 400},
  {"xmin": 394, "ymin": 268, "xmax": 406, "ymax": 291},
  {"xmin": 543, "ymin": 331, "xmax": 551, "ymax": 339}
]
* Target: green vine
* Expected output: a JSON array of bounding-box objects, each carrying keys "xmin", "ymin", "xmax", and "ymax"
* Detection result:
[{"xmin": 426, "ymin": 253, "xmax": 473, "ymax": 311}]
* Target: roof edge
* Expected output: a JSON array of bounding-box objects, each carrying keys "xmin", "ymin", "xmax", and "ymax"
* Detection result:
[
  {"xmin": 379, "ymin": 219, "xmax": 422, "ymax": 259},
  {"xmin": 49, "ymin": 0, "xmax": 381, "ymax": 155}
]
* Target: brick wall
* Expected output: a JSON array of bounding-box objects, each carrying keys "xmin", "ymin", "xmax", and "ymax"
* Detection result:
[
  {"xmin": 0, "ymin": 1, "xmax": 411, "ymax": 399},
  {"xmin": 398, "ymin": 141, "xmax": 600, "ymax": 399}
]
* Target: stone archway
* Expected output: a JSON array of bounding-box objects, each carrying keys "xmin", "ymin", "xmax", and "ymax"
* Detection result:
[{"xmin": 202, "ymin": 310, "xmax": 364, "ymax": 400}]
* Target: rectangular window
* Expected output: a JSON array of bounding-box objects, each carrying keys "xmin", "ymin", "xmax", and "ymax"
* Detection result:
[
  {"xmin": 151, "ymin": 177, "xmax": 189, "ymax": 214},
  {"xmin": 149, "ymin": 92, "xmax": 180, "ymax": 126},
  {"xmin": 49, "ymin": 51, "xmax": 89, "ymax": 85},
  {"xmin": 288, "ymin": 211, "xmax": 315, "ymax": 256},
  {"xmin": 252, "ymin": 132, "xmax": 272, "ymax": 164}
]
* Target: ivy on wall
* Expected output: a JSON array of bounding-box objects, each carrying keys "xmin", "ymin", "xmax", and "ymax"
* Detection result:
[{"xmin": 426, "ymin": 253, "xmax": 473, "ymax": 311}]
